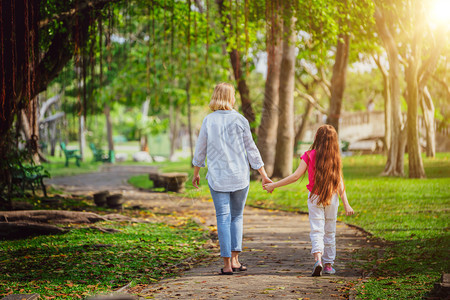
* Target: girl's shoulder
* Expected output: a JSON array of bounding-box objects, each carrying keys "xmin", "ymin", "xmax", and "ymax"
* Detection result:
[{"xmin": 301, "ymin": 149, "xmax": 316, "ymax": 163}]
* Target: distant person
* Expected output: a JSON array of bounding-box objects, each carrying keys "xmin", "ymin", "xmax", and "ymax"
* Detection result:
[
  {"xmin": 264, "ymin": 124, "xmax": 354, "ymax": 276},
  {"xmin": 192, "ymin": 82, "xmax": 272, "ymax": 275}
]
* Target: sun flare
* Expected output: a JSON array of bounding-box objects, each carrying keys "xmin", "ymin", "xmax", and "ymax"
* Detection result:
[{"xmin": 429, "ymin": 0, "xmax": 450, "ymax": 25}]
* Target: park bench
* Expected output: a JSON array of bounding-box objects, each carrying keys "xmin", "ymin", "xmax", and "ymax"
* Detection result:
[
  {"xmin": 89, "ymin": 143, "xmax": 110, "ymax": 163},
  {"xmin": 10, "ymin": 161, "xmax": 50, "ymax": 197},
  {"xmin": 60, "ymin": 142, "xmax": 81, "ymax": 167},
  {"xmin": 149, "ymin": 172, "xmax": 188, "ymax": 193}
]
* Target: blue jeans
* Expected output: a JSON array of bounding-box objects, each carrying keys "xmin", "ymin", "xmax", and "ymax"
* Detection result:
[{"xmin": 209, "ymin": 184, "xmax": 249, "ymax": 258}]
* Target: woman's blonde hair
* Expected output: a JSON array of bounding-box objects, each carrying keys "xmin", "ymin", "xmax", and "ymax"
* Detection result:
[{"xmin": 209, "ymin": 82, "xmax": 235, "ymax": 111}]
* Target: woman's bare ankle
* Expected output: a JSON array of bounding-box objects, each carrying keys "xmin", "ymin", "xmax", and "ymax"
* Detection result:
[
  {"xmin": 231, "ymin": 251, "xmax": 241, "ymax": 267},
  {"xmin": 223, "ymin": 257, "xmax": 232, "ymax": 272}
]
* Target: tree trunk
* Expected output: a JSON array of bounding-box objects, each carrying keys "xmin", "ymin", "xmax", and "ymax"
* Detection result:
[
  {"xmin": 50, "ymin": 121, "xmax": 57, "ymax": 156},
  {"xmin": 0, "ymin": 210, "xmax": 107, "ymax": 223},
  {"xmin": 0, "ymin": 0, "xmax": 110, "ymax": 143},
  {"xmin": 420, "ymin": 86, "xmax": 435, "ymax": 157},
  {"xmin": 374, "ymin": 56, "xmax": 391, "ymax": 152},
  {"xmin": 405, "ymin": 65, "xmax": 425, "ymax": 178},
  {"xmin": 186, "ymin": 81, "xmax": 194, "ymax": 167},
  {"xmin": 104, "ymin": 105, "xmax": 114, "ymax": 152},
  {"xmin": 257, "ymin": 1, "xmax": 283, "ymax": 177},
  {"xmin": 405, "ymin": 11, "xmax": 426, "ymax": 179},
  {"xmin": 140, "ymin": 97, "xmax": 150, "ymax": 152},
  {"xmin": 216, "ymin": 0, "xmax": 255, "ymax": 128},
  {"xmin": 326, "ymin": 33, "xmax": 350, "ymax": 134},
  {"xmin": 169, "ymin": 101, "xmax": 181, "ymax": 161},
  {"xmin": 0, "ymin": 222, "xmax": 69, "ymax": 240},
  {"xmin": 375, "ymin": 7, "xmax": 406, "ymax": 177},
  {"xmin": 273, "ymin": 13, "xmax": 296, "ymax": 178},
  {"xmin": 295, "ymin": 101, "xmax": 314, "ymax": 150},
  {"xmin": 169, "ymin": 99, "xmax": 175, "ymax": 160},
  {"xmin": 79, "ymin": 114, "xmax": 86, "ymax": 161},
  {"xmin": 229, "ymin": 51, "xmax": 255, "ymax": 126},
  {"xmin": 20, "ymin": 108, "xmax": 40, "ymax": 164}
]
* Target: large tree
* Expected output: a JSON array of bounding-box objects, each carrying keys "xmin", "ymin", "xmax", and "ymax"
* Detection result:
[
  {"xmin": 215, "ymin": 0, "xmax": 257, "ymax": 127},
  {"xmin": 257, "ymin": 0, "xmax": 283, "ymax": 177},
  {"xmin": 272, "ymin": 1, "xmax": 296, "ymax": 178},
  {"xmin": 0, "ymin": 0, "xmax": 116, "ymax": 154},
  {"xmin": 374, "ymin": 0, "xmax": 447, "ymax": 178}
]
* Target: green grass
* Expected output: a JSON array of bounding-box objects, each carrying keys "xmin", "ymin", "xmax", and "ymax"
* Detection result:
[
  {"xmin": 0, "ymin": 221, "xmax": 211, "ymax": 299},
  {"xmin": 42, "ymin": 156, "xmax": 103, "ymax": 178},
  {"xmin": 129, "ymin": 153, "xmax": 450, "ymax": 299},
  {"xmin": 128, "ymin": 175, "xmax": 154, "ymax": 190}
]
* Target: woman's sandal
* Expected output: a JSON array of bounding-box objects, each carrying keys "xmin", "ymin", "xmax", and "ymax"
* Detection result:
[
  {"xmin": 232, "ymin": 264, "xmax": 247, "ymax": 272},
  {"xmin": 220, "ymin": 268, "xmax": 234, "ymax": 275}
]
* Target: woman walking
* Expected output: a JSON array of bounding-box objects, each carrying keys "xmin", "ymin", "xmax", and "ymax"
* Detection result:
[{"xmin": 192, "ymin": 82, "xmax": 271, "ymax": 275}]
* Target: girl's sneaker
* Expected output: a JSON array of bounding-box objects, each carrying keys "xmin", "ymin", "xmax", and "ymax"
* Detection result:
[
  {"xmin": 323, "ymin": 264, "xmax": 336, "ymax": 275},
  {"xmin": 311, "ymin": 261, "xmax": 323, "ymax": 277}
]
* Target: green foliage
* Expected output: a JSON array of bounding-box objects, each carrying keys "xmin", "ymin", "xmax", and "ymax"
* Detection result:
[
  {"xmin": 0, "ymin": 221, "xmax": 211, "ymax": 298},
  {"xmin": 344, "ymin": 69, "xmax": 384, "ymax": 111}
]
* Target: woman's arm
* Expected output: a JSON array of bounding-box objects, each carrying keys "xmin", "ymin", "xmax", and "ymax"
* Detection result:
[
  {"xmin": 192, "ymin": 119, "xmax": 207, "ymax": 189},
  {"xmin": 241, "ymin": 118, "xmax": 265, "ymax": 170},
  {"xmin": 339, "ymin": 179, "xmax": 354, "ymax": 215},
  {"xmin": 264, "ymin": 160, "xmax": 307, "ymax": 193},
  {"xmin": 192, "ymin": 119, "xmax": 208, "ymax": 168},
  {"xmin": 257, "ymin": 166, "xmax": 272, "ymax": 186}
]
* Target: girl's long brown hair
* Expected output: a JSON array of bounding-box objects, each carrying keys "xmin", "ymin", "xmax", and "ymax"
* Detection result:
[{"xmin": 310, "ymin": 125, "xmax": 342, "ymax": 206}]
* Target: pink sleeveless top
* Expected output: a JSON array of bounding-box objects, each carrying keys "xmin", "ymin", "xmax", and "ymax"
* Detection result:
[{"xmin": 300, "ymin": 150, "xmax": 316, "ymax": 192}]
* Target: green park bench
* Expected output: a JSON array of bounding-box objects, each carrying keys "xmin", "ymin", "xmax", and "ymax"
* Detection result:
[
  {"xmin": 60, "ymin": 142, "xmax": 81, "ymax": 167},
  {"xmin": 9, "ymin": 161, "xmax": 50, "ymax": 197},
  {"xmin": 89, "ymin": 143, "xmax": 110, "ymax": 163}
]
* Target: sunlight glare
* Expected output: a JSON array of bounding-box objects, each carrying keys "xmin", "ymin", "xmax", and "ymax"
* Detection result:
[{"xmin": 429, "ymin": 0, "xmax": 450, "ymax": 26}]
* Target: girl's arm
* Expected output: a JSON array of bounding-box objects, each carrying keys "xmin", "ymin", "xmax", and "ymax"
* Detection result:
[
  {"xmin": 339, "ymin": 179, "xmax": 354, "ymax": 216},
  {"xmin": 264, "ymin": 160, "xmax": 307, "ymax": 193}
]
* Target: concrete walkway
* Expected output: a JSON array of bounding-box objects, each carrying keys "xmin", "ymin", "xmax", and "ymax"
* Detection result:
[{"xmin": 47, "ymin": 165, "xmax": 369, "ymax": 299}]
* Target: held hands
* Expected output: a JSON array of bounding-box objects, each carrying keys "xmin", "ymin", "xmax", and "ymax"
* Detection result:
[
  {"xmin": 261, "ymin": 177, "xmax": 274, "ymax": 193},
  {"xmin": 264, "ymin": 183, "xmax": 275, "ymax": 193},
  {"xmin": 261, "ymin": 176, "xmax": 273, "ymax": 186},
  {"xmin": 261, "ymin": 176, "xmax": 274, "ymax": 193}
]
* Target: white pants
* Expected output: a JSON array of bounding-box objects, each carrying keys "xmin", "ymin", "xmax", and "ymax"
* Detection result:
[{"xmin": 308, "ymin": 193, "xmax": 339, "ymax": 264}]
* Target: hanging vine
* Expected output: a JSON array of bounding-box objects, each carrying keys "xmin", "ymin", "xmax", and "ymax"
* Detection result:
[
  {"xmin": 205, "ymin": 0, "xmax": 209, "ymax": 63},
  {"xmin": 88, "ymin": 10, "xmax": 96, "ymax": 115},
  {"xmin": 74, "ymin": 0, "xmax": 83, "ymax": 120}
]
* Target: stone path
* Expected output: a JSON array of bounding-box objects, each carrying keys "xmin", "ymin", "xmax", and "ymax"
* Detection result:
[{"xmin": 46, "ymin": 165, "xmax": 370, "ymax": 299}]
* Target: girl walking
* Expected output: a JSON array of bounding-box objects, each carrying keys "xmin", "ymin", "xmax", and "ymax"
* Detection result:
[
  {"xmin": 264, "ymin": 124, "xmax": 354, "ymax": 276},
  {"xmin": 192, "ymin": 82, "xmax": 272, "ymax": 275}
]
